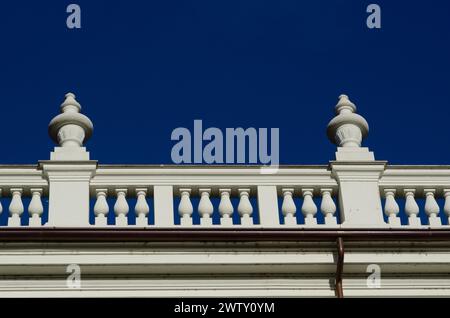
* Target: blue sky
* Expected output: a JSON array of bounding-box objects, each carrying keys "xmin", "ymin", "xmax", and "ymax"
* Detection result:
[{"xmin": 1, "ymin": 0, "xmax": 449, "ymax": 165}]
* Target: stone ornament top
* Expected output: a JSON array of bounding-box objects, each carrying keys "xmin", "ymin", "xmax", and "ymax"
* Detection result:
[
  {"xmin": 326, "ymin": 94, "xmax": 369, "ymax": 148},
  {"xmin": 48, "ymin": 93, "xmax": 94, "ymax": 161}
]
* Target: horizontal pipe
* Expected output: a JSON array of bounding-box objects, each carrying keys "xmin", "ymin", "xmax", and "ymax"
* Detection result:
[{"xmin": 0, "ymin": 228, "xmax": 449, "ymax": 242}]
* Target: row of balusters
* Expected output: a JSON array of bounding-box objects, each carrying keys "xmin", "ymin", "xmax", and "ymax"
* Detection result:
[
  {"xmin": 93, "ymin": 188, "xmax": 150, "ymax": 226},
  {"xmin": 92, "ymin": 187, "xmax": 339, "ymax": 226},
  {"xmin": 178, "ymin": 188, "xmax": 253, "ymax": 226},
  {"xmin": 3, "ymin": 186, "xmax": 450, "ymax": 227},
  {"xmin": 383, "ymin": 189, "xmax": 450, "ymax": 226},
  {"xmin": 173, "ymin": 187, "xmax": 338, "ymax": 226},
  {"xmin": 93, "ymin": 187, "xmax": 253, "ymax": 226},
  {"xmin": 0, "ymin": 188, "xmax": 45, "ymax": 226},
  {"xmin": 280, "ymin": 188, "xmax": 338, "ymax": 225}
]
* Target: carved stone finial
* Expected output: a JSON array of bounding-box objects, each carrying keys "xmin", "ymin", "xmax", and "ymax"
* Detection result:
[
  {"xmin": 326, "ymin": 94, "xmax": 369, "ymax": 148},
  {"xmin": 48, "ymin": 92, "xmax": 93, "ymax": 148}
]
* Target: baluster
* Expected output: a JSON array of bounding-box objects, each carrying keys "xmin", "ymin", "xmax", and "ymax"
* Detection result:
[
  {"xmin": 404, "ymin": 189, "xmax": 421, "ymax": 227},
  {"xmin": 135, "ymin": 188, "xmax": 150, "ymax": 227},
  {"xmin": 301, "ymin": 188, "xmax": 317, "ymax": 226},
  {"xmin": 94, "ymin": 189, "xmax": 109, "ymax": 226},
  {"xmin": 28, "ymin": 188, "xmax": 44, "ymax": 227},
  {"xmin": 198, "ymin": 189, "xmax": 214, "ymax": 226},
  {"xmin": 384, "ymin": 189, "xmax": 400, "ymax": 226},
  {"xmin": 0, "ymin": 189, "xmax": 3, "ymax": 218},
  {"xmin": 237, "ymin": 188, "xmax": 253, "ymax": 226},
  {"xmin": 424, "ymin": 189, "xmax": 441, "ymax": 227},
  {"xmin": 179, "ymin": 188, "xmax": 193, "ymax": 226},
  {"xmin": 281, "ymin": 188, "xmax": 296, "ymax": 226},
  {"xmin": 8, "ymin": 188, "xmax": 24, "ymax": 226},
  {"xmin": 218, "ymin": 189, "xmax": 233, "ymax": 226},
  {"xmin": 114, "ymin": 189, "xmax": 129, "ymax": 226},
  {"xmin": 444, "ymin": 189, "xmax": 450, "ymax": 226},
  {"xmin": 320, "ymin": 188, "xmax": 337, "ymax": 225}
]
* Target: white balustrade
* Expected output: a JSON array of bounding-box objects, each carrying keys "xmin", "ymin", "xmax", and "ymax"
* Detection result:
[
  {"xmin": 279, "ymin": 187, "xmax": 338, "ymax": 226},
  {"xmin": 93, "ymin": 188, "xmax": 151, "ymax": 227},
  {"xmin": 2, "ymin": 167, "xmax": 450, "ymax": 229},
  {"xmin": 380, "ymin": 187, "xmax": 450, "ymax": 228},
  {"xmin": 0, "ymin": 185, "xmax": 49, "ymax": 228}
]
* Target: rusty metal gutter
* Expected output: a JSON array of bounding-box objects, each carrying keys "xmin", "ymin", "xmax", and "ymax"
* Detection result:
[
  {"xmin": 0, "ymin": 228, "xmax": 449, "ymax": 242},
  {"xmin": 335, "ymin": 237, "xmax": 345, "ymax": 298}
]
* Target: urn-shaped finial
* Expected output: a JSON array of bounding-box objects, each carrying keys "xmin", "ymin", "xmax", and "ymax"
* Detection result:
[
  {"xmin": 48, "ymin": 93, "xmax": 94, "ymax": 148},
  {"xmin": 326, "ymin": 94, "xmax": 369, "ymax": 148}
]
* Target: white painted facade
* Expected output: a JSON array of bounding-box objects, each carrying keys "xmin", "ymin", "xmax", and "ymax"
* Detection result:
[{"xmin": 0, "ymin": 93, "xmax": 449, "ymax": 297}]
